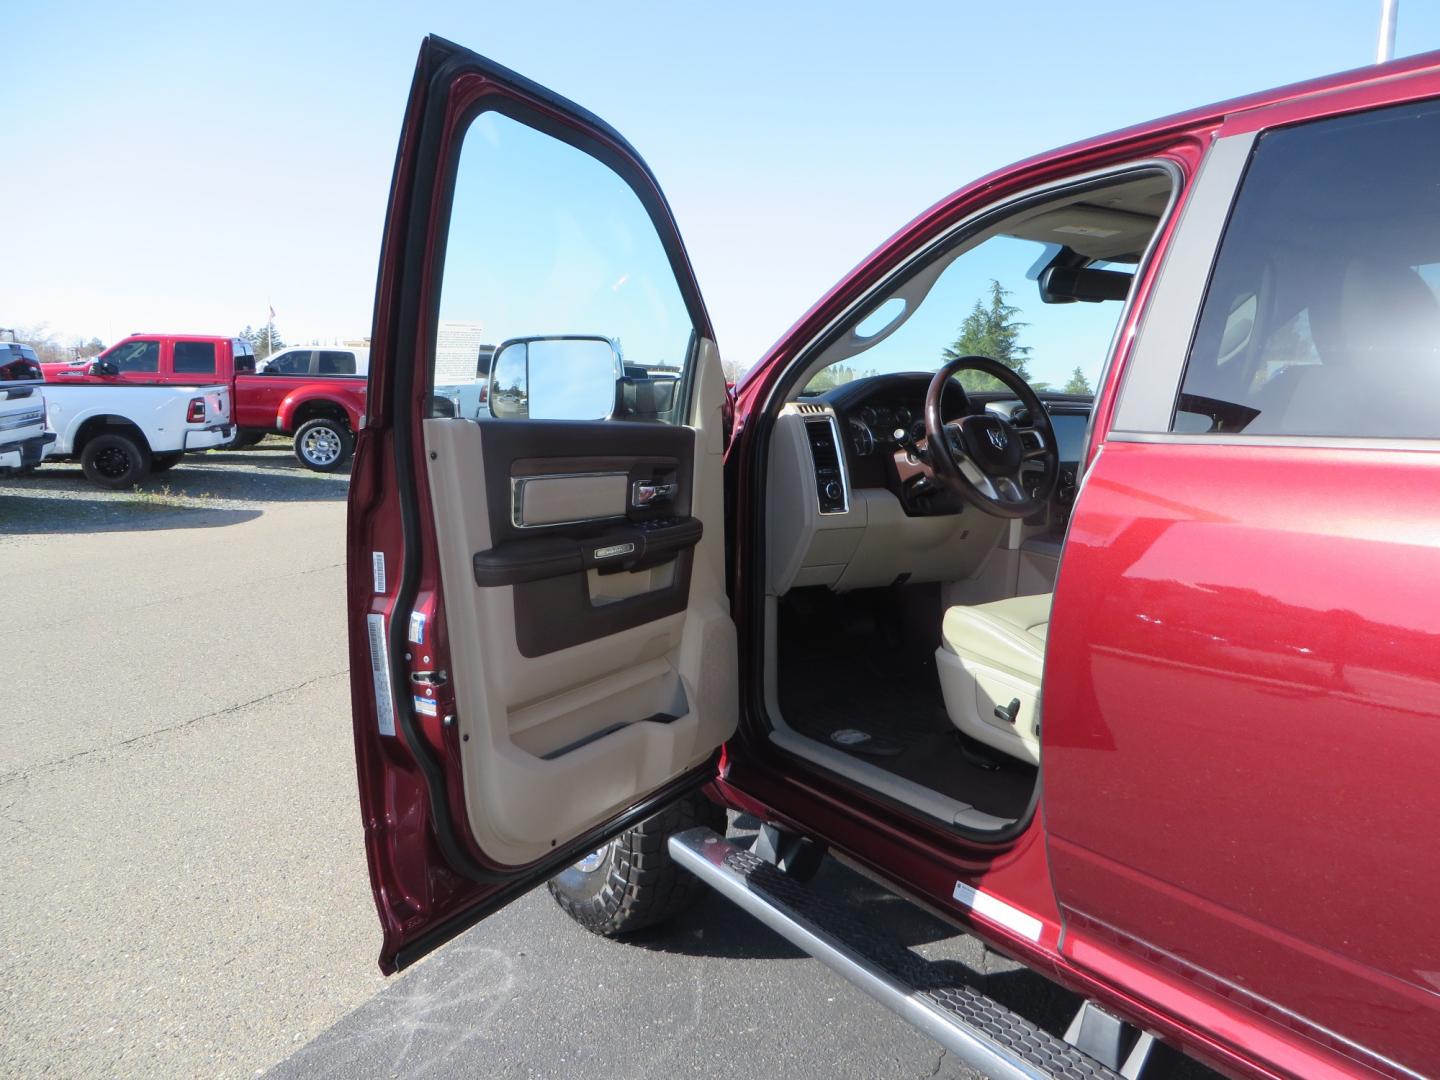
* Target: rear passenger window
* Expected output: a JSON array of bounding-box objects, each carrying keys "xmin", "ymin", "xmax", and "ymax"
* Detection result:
[
  {"xmin": 266, "ymin": 350, "xmax": 312, "ymax": 374},
  {"xmin": 316, "ymin": 350, "xmax": 355, "ymax": 375},
  {"xmin": 110, "ymin": 340, "xmax": 160, "ymax": 373},
  {"xmin": 173, "ymin": 341, "xmax": 217, "ymax": 375},
  {"xmin": 1175, "ymin": 99, "xmax": 1440, "ymax": 439}
]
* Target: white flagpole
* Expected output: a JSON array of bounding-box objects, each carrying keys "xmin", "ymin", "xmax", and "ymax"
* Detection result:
[{"xmin": 1376, "ymin": 0, "xmax": 1398, "ymax": 63}]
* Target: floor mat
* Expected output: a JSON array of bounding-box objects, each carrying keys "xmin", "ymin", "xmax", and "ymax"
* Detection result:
[{"xmin": 776, "ymin": 586, "xmax": 1036, "ymax": 822}]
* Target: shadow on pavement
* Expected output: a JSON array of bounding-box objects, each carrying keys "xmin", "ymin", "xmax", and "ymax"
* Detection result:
[
  {"xmin": 0, "ymin": 493, "xmax": 262, "ymax": 534},
  {"xmin": 222, "ymin": 446, "xmax": 351, "ymax": 477},
  {"xmin": 17, "ymin": 455, "xmax": 346, "ymax": 500}
]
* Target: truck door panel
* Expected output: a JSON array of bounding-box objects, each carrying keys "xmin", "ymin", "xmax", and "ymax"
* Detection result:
[
  {"xmin": 346, "ymin": 37, "xmax": 735, "ymax": 972},
  {"xmin": 1046, "ymin": 97, "xmax": 1440, "ymax": 1076}
]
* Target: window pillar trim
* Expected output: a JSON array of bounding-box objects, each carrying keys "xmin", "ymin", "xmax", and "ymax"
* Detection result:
[{"xmin": 1110, "ymin": 131, "xmax": 1257, "ymax": 435}]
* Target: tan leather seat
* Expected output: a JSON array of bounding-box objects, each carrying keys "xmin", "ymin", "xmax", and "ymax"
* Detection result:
[{"xmin": 935, "ymin": 593, "xmax": 1051, "ymax": 764}]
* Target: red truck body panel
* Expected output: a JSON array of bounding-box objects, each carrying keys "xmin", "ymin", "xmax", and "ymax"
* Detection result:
[
  {"xmin": 1047, "ymin": 442, "xmax": 1440, "ymax": 1077},
  {"xmin": 43, "ymin": 334, "xmax": 367, "ymax": 436}
]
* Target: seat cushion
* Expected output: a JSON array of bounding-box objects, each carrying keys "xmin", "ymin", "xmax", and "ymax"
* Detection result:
[{"xmin": 940, "ymin": 593, "xmax": 1051, "ymax": 682}]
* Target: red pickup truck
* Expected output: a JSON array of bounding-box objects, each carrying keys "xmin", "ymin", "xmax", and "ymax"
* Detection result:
[
  {"xmin": 346, "ymin": 39, "xmax": 1440, "ymax": 1080},
  {"xmin": 42, "ymin": 334, "xmax": 367, "ymax": 471}
]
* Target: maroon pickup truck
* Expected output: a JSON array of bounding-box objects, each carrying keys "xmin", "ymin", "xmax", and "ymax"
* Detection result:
[
  {"xmin": 345, "ymin": 37, "xmax": 1440, "ymax": 1080},
  {"xmin": 42, "ymin": 334, "xmax": 367, "ymax": 471}
]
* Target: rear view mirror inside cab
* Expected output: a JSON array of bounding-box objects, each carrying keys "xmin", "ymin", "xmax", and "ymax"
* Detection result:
[
  {"xmin": 488, "ymin": 335, "xmax": 623, "ymax": 420},
  {"xmin": 1038, "ymin": 265, "xmax": 1133, "ymax": 304}
]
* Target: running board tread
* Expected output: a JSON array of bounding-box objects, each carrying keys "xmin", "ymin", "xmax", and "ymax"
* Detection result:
[{"xmin": 669, "ymin": 828, "xmax": 1121, "ymax": 1080}]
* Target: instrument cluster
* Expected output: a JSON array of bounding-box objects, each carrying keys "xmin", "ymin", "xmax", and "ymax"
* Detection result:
[{"xmin": 847, "ymin": 402, "xmax": 922, "ymax": 456}]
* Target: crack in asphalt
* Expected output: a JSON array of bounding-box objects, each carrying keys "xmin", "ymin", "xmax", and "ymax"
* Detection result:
[{"xmin": 0, "ymin": 668, "xmax": 351, "ymax": 787}]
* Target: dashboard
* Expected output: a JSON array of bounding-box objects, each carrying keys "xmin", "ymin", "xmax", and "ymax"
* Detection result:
[
  {"xmin": 803, "ymin": 372, "xmax": 1092, "ymax": 523},
  {"xmin": 768, "ymin": 372, "xmax": 1092, "ymax": 596}
]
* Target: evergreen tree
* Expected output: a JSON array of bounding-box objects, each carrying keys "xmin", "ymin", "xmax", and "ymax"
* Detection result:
[
  {"xmin": 1063, "ymin": 366, "xmax": 1094, "ymax": 395},
  {"xmin": 239, "ymin": 323, "xmax": 285, "ymax": 359},
  {"xmin": 942, "ymin": 280, "xmax": 1032, "ymax": 391}
]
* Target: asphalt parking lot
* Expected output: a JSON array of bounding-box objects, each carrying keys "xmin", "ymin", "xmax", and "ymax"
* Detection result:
[{"xmin": 1, "ymin": 443, "xmax": 1211, "ymax": 1080}]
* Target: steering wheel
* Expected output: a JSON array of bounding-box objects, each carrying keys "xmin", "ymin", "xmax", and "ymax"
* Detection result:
[{"xmin": 923, "ymin": 355, "xmax": 1059, "ymax": 519}]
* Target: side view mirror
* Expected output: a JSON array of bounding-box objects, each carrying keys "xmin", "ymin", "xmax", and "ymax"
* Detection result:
[
  {"xmin": 489, "ymin": 335, "xmax": 622, "ymax": 421},
  {"xmin": 88, "ymin": 359, "xmax": 119, "ymax": 377}
]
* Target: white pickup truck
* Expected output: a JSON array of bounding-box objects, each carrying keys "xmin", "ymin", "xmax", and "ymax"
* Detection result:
[
  {"xmin": 0, "ymin": 342, "xmax": 56, "ymax": 473},
  {"xmin": 40, "ymin": 364, "xmax": 233, "ymax": 487}
]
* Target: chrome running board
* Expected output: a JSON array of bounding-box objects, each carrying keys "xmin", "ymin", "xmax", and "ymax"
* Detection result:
[{"xmin": 669, "ymin": 827, "xmax": 1122, "ymax": 1080}]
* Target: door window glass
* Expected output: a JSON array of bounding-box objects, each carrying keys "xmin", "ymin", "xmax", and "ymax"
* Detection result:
[
  {"xmin": 173, "ymin": 341, "xmax": 217, "ymax": 375},
  {"xmin": 233, "ymin": 341, "xmax": 256, "ymax": 373},
  {"xmin": 1175, "ymin": 99, "xmax": 1440, "ymax": 438},
  {"xmin": 317, "ymin": 350, "xmax": 356, "ymax": 375},
  {"xmin": 110, "ymin": 340, "xmax": 160, "ymax": 372},
  {"xmin": 266, "ymin": 349, "xmax": 311, "ymax": 374},
  {"xmin": 434, "ymin": 110, "xmax": 696, "ymax": 422}
]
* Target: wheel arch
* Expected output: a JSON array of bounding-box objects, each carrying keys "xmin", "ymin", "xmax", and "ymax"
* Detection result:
[
  {"xmin": 73, "ymin": 415, "xmax": 152, "ymax": 456},
  {"xmin": 280, "ymin": 393, "xmax": 359, "ymax": 433}
]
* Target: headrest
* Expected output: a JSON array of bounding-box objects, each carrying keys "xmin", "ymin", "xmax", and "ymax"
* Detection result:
[{"xmin": 1311, "ymin": 259, "xmax": 1440, "ymax": 365}]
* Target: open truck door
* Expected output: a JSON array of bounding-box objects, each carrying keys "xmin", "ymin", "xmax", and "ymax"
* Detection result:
[{"xmin": 347, "ymin": 36, "xmax": 736, "ymax": 973}]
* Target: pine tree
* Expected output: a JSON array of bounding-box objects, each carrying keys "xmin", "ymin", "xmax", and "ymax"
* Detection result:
[
  {"xmin": 240, "ymin": 323, "xmax": 285, "ymax": 360},
  {"xmin": 1063, "ymin": 366, "xmax": 1094, "ymax": 395},
  {"xmin": 942, "ymin": 280, "xmax": 1032, "ymax": 391}
]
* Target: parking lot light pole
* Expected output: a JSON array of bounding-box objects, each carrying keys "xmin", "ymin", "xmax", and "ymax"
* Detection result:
[{"xmin": 1376, "ymin": 0, "xmax": 1398, "ymax": 63}]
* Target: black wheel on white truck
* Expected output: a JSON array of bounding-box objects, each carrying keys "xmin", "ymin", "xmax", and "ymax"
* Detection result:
[
  {"xmin": 80, "ymin": 431, "xmax": 151, "ymax": 488},
  {"xmin": 293, "ymin": 417, "xmax": 353, "ymax": 472}
]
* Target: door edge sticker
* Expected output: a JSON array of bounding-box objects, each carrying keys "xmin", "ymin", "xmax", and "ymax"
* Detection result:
[
  {"xmin": 371, "ymin": 551, "xmax": 387, "ymax": 594},
  {"xmin": 952, "ymin": 881, "xmax": 1043, "ymax": 942},
  {"xmin": 366, "ymin": 612, "xmax": 397, "ymax": 737}
]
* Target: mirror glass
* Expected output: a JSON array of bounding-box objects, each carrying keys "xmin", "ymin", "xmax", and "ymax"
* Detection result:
[
  {"xmin": 488, "ymin": 341, "xmax": 528, "ymax": 419},
  {"xmin": 489, "ymin": 336, "xmax": 620, "ymax": 420},
  {"xmin": 529, "ymin": 338, "xmax": 618, "ymax": 420}
]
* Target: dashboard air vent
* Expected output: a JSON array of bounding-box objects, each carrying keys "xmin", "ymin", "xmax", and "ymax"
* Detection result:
[{"xmin": 803, "ymin": 417, "xmax": 848, "ymax": 514}]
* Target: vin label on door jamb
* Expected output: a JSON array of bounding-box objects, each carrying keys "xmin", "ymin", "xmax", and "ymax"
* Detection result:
[{"xmin": 366, "ymin": 613, "xmax": 397, "ymax": 737}]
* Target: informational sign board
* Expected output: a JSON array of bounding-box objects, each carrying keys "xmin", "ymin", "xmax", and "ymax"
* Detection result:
[{"xmin": 434, "ymin": 321, "xmax": 486, "ymax": 385}]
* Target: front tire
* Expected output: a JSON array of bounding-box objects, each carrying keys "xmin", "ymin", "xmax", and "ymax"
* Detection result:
[
  {"xmin": 547, "ymin": 792, "xmax": 725, "ymax": 937},
  {"xmin": 81, "ymin": 432, "xmax": 151, "ymax": 489},
  {"xmin": 292, "ymin": 418, "xmax": 352, "ymax": 472}
]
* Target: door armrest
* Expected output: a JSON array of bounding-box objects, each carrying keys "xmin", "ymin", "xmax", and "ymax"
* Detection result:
[{"xmin": 473, "ymin": 516, "xmax": 703, "ymax": 587}]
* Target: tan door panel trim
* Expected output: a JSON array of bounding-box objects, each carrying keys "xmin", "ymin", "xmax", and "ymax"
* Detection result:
[{"xmin": 511, "ymin": 471, "xmax": 628, "ymax": 527}]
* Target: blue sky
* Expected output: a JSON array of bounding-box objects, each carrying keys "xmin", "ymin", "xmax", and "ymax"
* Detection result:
[{"xmin": 5, "ymin": 1, "xmax": 1438, "ymax": 379}]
